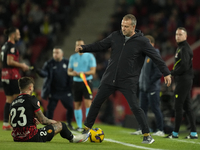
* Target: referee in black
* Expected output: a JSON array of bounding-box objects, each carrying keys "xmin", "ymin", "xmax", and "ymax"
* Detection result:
[{"xmin": 166, "ymin": 27, "xmax": 197, "ymax": 139}]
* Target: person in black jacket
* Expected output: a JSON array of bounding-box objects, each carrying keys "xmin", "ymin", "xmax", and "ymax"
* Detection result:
[
  {"xmin": 166, "ymin": 27, "xmax": 198, "ymax": 139},
  {"xmin": 36, "ymin": 48, "xmax": 74, "ymax": 130},
  {"xmin": 76, "ymin": 14, "xmax": 171, "ymax": 144},
  {"xmin": 131, "ymin": 35, "xmax": 164, "ymax": 136}
]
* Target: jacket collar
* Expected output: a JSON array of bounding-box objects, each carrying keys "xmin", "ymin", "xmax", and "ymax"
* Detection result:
[{"xmin": 177, "ymin": 40, "xmax": 187, "ymax": 46}]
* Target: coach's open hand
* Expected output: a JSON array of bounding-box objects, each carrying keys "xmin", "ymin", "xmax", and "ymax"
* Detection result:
[
  {"xmin": 75, "ymin": 45, "xmax": 83, "ymax": 52},
  {"xmin": 164, "ymin": 75, "xmax": 171, "ymax": 87}
]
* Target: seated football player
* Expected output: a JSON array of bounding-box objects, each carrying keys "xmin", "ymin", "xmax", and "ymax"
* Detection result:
[{"xmin": 9, "ymin": 77, "xmax": 90, "ymax": 142}]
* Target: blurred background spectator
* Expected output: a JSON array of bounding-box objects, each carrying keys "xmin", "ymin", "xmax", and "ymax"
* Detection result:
[{"xmin": 0, "ymin": 0, "xmax": 86, "ymax": 87}]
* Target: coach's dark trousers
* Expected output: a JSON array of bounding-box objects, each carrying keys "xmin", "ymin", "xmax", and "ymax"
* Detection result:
[
  {"xmin": 174, "ymin": 77, "xmax": 196, "ymax": 132},
  {"xmin": 84, "ymin": 84, "xmax": 150, "ymax": 133}
]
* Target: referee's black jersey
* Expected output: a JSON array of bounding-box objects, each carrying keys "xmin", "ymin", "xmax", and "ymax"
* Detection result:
[{"xmin": 10, "ymin": 93, "xmax": 41, "ymax": 141}]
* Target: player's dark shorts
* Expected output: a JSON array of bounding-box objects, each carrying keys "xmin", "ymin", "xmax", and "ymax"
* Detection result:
[
  {"xmin": 25, "ymin": 125, "xmax": 55, "ymax": 142},
  {"xmin": 2, "ymin": 79, "xmax": 20, "ymax": 96},
  {"xmin": 73, "ymin": 80, "xmax": 93, "ymax": 102}
]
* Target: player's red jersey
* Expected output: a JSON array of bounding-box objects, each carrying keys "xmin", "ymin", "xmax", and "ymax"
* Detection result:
[
  {"xmin": 1, "ymin": 41, "xmax": 21, "ymax": 80},
  {"xmin": 10, "ymin": 94, "xmax": 41, "ymax": 141}
]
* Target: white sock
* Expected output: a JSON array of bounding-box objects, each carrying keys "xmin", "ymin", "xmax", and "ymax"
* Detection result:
[{"xmin": 3, "ymin": 122, "xmax": 10, "ymax": 126}]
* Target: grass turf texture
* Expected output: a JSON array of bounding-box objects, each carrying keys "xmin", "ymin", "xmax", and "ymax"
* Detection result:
[{"xmin": 0, "ymin": 121, "xmax": 200, "ymax": 150}]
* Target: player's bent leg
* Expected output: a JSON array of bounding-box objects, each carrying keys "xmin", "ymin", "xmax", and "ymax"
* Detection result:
[
  {"xmin": 56, "ymin": 122, "xmax": 89, "ymax": 143},
  {"xmin": 52, "ymin": 122, "xmax": 62, "ymax": 135}
]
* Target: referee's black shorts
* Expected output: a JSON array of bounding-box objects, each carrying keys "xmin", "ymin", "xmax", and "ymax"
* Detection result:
[
  {"xmin": 2, "ymin": 79, "xmax": 20, "ymax": 96},
  {"xmin": 73, "ymin": 80, "xmax": 93, "ymax": 102}
]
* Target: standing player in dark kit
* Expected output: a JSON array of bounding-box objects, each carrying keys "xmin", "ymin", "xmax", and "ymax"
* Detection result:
[
  {"xmin": 9, "ymin": 77, "xmax": 89, "ymax": 142},
  {"xmin": 37, "ymin": 48, "xmax": 74, "ymax": 130},
  {"xmin": 76, "ymin": 14, "xmax": 171, "ymax": 144},
  {"xmin": 1, "ymin": 27, "xmax": 29, "ymax": 130},
  {"xmin": 166, "ymin": 27, "xmax": 198, "ymax": 139}
]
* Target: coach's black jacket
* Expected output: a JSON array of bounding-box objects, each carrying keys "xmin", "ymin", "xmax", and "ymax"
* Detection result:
[
  {"xmin": 171, "ymin": 40, "xmax": 193, "ymax": 79},
  {"xmin": 81, "ymin": 30, "xmax": 170, "ymax": 89}
]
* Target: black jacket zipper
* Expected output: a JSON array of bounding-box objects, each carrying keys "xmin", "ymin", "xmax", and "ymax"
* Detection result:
[{"xmin": 113, "ymin": 40, "xmax": 126, "ymax": 83}]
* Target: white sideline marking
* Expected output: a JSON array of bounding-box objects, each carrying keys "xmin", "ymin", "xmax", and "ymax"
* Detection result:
[
  {"xmin": 105, "ymin": 138, "xmax": 164, "ymax": 150},
  {"xmin": 72, "ymin": 131, "xmax": 164, "ymax": 150},
  {"xmin": 173, "ymin": 139, "xmax": 200, "ymax": 145}
]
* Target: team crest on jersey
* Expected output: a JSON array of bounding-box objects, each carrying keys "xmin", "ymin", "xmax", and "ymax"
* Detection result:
[
  {"xmin": 47, "ymin": 129, "xmax": 53, "ymax": 133},
  {"xmin": 10, "ymin": 48, "xmax": 15, "ymax": 53},
  {"xmin": 37, "ymin": 101, "xmax": 40, "ymax": 107},
  {"xmin": 73, "ymin": 62, "xmax": 78, "ymax": 67},
  {"xmin": 63, "ymin": 63, "xmax": 67, "ymax": 68}
]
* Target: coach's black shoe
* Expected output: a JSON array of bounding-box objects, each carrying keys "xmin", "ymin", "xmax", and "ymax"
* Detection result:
[
  {"xmin": 165, "ymin": 133, "xmax": 178, "ymax": 138},
  {"xmin": 142, "ymin": 135, "xmax": 155, "ymax": 144},
  {"xmin": 82, "ymin": 127, "xmax": 90, "ymax": 134},
  {"xmin": 185, "ymin": 134, "xmax": 198, "ymax": 139}
]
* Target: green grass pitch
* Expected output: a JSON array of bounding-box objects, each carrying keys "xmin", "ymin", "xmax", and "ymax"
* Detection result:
[{"xmin": 0, "ymin": 121, "xmax": 200, "ymax": 150}]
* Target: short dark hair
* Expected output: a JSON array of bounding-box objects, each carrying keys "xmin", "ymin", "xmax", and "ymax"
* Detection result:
[
  {"xmin": 177, "ymin": 27, "xmax": 187, "ymax": 34},
  {"xmin": 76, "ymin": 39, "xmax": 85, "ymax": 45},
  {"xmin": 145, "ymin": 35, "xmax": 155, "ymax": 44},
  {"xmin": 76, "ymin": 38, "xmax": 84, "ymax": 42},
  {"xmin": 18, "ymin": 77, "xmax": 34, "ymax": 90},
  {"xmin": 4, "ymin": 27, "xmax": 17, "ymax": 36},
  {"xmin": 53, "ymin": 47, "xmax": 63, "ymax": 52},
  {"xmin": 123, "ymin": 14, "xmax": 137, "ymax": 26}
]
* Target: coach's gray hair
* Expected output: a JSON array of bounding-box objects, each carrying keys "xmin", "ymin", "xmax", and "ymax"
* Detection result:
[{"xmin": 123, "ymin": 14, "xmax": 137, "ymax": 26}]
